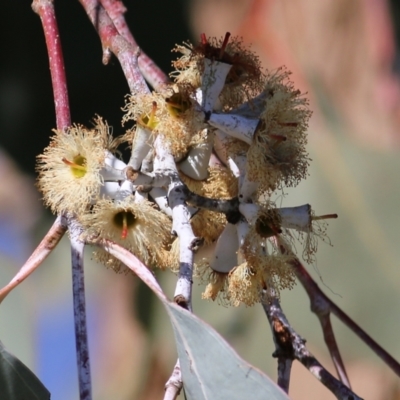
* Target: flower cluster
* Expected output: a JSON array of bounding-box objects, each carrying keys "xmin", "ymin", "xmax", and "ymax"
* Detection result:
[
  {"xmin": 37, "ymin": 33, "xmax": 336, "ymax": 304},
  {"xmin": 37, "ymin": 117, "xmax": 172, "ymax": 272}
]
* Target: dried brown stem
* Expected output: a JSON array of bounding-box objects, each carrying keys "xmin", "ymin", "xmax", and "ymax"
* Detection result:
[
  {"xmin": 0, "ymin": 215, "xmax": 67, "ymax": 304},
  {"xmin": 79, "ymin": 0, "xmax": 149, "ymax": 94},
  {"xmin": 291, "ymin": 257, "xmax": 400, "ymax": 378},
  {"xmin": 262, "ymin": 295, "xmax": 363, "ymax": 400},
  {"xmin": 32, "ymin": 0, "xmax": 71, "ymax": 129},
  {"xmin": 99, "ymin": 0, "xmax": 169, "ymax": 89}
]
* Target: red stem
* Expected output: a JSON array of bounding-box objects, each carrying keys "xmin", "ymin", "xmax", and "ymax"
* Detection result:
[
  {"xmin": 79, "ymin": 0, "xmax": 149, "ymax": 94},
  {"xmin": 99, "ymin": 0, "xmax": 169, "ymax": 89},
  {"xmin": 219, "ymin": 32, "xmax": 231, "ymax": 59},
  {"xmin": 319, "ymin": 314, "xmax": 351, "ymax": 388},
  {"xmin": 292, "ymin": 258, "xmax": 400, "ymax": 377},
  {"xmin": 32, "ymin": 0, "xmax": 71, "ymax": 129}
]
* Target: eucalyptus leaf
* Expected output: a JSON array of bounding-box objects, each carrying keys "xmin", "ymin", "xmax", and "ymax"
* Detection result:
[
  {"xmin": 0, "ymin": 341, "xmax": 50, "ymax": 400},
  {"xmin": 99, "ymin": 241, "xmax": 290, "ymax": 399},
  {"xmin": 163, "ymin": 301, "xmax": 290, "ymax": 400}
]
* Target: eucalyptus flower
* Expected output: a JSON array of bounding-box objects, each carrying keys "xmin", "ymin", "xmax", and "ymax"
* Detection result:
[
  {"xmin": 36, "ymin": 117, "xmax": 113, "ymax": 215},
  {"xmin": 246, "ymin": 67, "xmax": 312, "ymax": 192},
  {"xmin": 82, "ymin": 196, "xmax": 172, "ymax": 273}
]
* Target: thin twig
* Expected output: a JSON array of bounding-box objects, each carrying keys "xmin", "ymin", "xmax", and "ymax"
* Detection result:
[
  {"xmin": 69, "ymin": 218, "xmax": 92, "ymax": 400},
  {"xmin": 79, "ymin": 0, "xmax": 149, "ymax": 94},
  {"xmin": 32, "ymin": 0, "xmax": 70, "ymax": 130},
  {"xmin": 261, "ymin": 295, "xmax": 363, "ymax": 400},
  {"xmin": 164, "ymin": 360, "xmax": 183, "ymax": 400},
  {"xmin": 291, "ymin": 257, "xmax": 400, "ymax": 377},
  {"xmin": 99, "ymin": 0, "xmax": 169, "ymax": 89},
  {"xmin": 0, "ymin": 215, "xmax": 67, "ymax": 304},
  {"xmin": 319, "ymin": 314, "xmax": 351, "ymax": 388}
]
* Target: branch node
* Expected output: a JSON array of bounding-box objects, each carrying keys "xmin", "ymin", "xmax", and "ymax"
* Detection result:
[{"xmin": 174, "ymin": 294, "xmax": 189, "ymax": 310}]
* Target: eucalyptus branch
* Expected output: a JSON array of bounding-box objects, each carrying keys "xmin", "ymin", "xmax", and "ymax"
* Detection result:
[
  {"xmin": 290, "ymin": 257, "xmax": 400, "ymax": 377},
  {"xmin": 98, "ymin": 0, "xmax": 169, "ymax": 90},
  {"xmin": 183, "ymin": 187, "xmax": 241, "ymax": 224},
  {"xmin": 79, "ymin": 0, "xmax": 149, "ymax": 94},
  {"xmin": 261, "ymin": 294, "xmax": 363, "ymax": 400},
  {"xmin": 0, "ymin": 215, "xmax": 67, "ymax": 304},
  {"xmin": 124, "ymin": 167, "xmax": 173, "ymax": 187},
  {"xmin": 32, "ymin": 0, "xmax": 70, "ymax": 129},
  {"xmin": 319, "ymin": 313, "xmax": 351, "ymax": 388},
  {"xmin": 69, "ymin": 217, "xmax": 92, "ymax": 400},
  {"xmin": 164, "ymin": 360, "xmax": 183, "ymax": 400},
  {"xmin": 154, "ymin": 136, "xmax": 199, "ymax": 310}
]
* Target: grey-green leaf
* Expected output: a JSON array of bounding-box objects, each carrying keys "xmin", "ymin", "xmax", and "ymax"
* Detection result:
[
  {"xmin": 0, "ymin": 341, "xmax": 50, "ymax": 400},
  {"xmin": 163, "ymin": 301, "xmax": 290, "ymax": 400}
]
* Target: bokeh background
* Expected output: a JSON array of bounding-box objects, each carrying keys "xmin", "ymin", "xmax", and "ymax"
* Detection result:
[{"xmin": 1, "ymin": 0, "xmax": 400, "ymax": 399}]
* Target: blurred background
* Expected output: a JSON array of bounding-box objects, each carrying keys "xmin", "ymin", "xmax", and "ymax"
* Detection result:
[{"xmin": 1, "ymin": 0, "xmax": 400, "ymax": 399}]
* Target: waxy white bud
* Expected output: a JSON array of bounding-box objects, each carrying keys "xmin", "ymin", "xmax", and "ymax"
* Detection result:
[{"xmin": 201, "ymin": 59, "xmax": 232, "ymax": 113}]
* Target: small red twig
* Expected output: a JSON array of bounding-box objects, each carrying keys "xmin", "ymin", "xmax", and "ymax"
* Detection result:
[
  {"xmin": 291, "ymin": 257, "xmax": 400, "ymax": 378},
  {"xmin": 32, "ymin": 2, "xmax": 93, "ymax": 398},
  {"xmin": 32, "ymin": 0, "xmax": 71, "ymax": 129},
  {"xmin": 79, "ymin": 0, "xmax": 149, "ymax": 94},
  {"xmin": 99, "ymin": 0, "xmax": 169, "ymax": 90},
  {"xmin": 0, "ymin": 215, "xmax": 67, "ymax": 304}
]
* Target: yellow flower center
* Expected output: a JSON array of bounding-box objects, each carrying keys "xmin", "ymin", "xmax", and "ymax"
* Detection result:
[
  {"xmin": 138, "ymin": 101, "xmax": 158, "ymax": 130},
  {"xmin": 62, "ymin": 155, "xmax": 87, "ymax": 178},
  {"xmin": 165, "ymin": 93, "xmax": 191, "ymax": 118},
  {"xmin": 113, "ymin": 211, "xmax": 136, "ymax": 239}
]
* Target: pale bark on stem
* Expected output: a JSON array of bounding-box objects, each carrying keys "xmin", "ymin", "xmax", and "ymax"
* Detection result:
[
  {"xmin": 164, "ymin": 360, "xmax": 183, "ymax": 400},
  {"xmin": 98, "ymin": 0, "xmax": 169, "ymax": 90},
  {"xmin": 154, "ymin": 136, "xmax": 198, "ymax": 310},
  {"xmin": 290, "ymin": 257, "xmax": 400, "ymax": 378},
  {"xmin": 261, "ymin": 295, "xmax": 362, "ymax": 400},
  {"xmin": 79, "ymin": 0, "xmax": 149, "ymax": 94},
  {"xmin": 100, "ymin": 163, "xmax": 126, "ymax": 181},
  {"xmin": 69, "ymin": 218, "xmax": 92, "ymax": 400},
  {"xmin": 126, "ymin": 168, "xmax": 241, "ymax": 224},
  {"xmin": 0, "ymin": 215, "xmax": 67, "ymax": 304},
  {"xmin": 207, "ymin": 113, "xmax": 259, "ymax": 145},
  {"xmin": 125, "ymin": 169, "xmax": 173, "ymax": 187},
  {"xmin": 150, "ymin": 187, "xmax": 173, "ymax": 217},
  {"xmin": 32, "ymin": 0, "xmax": 71, "ymax": 129}
]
